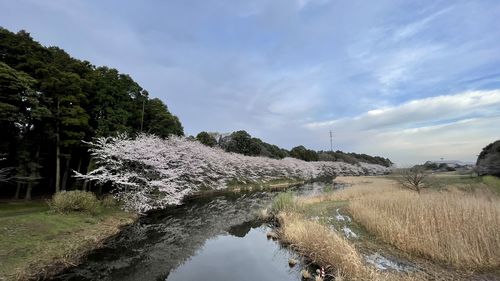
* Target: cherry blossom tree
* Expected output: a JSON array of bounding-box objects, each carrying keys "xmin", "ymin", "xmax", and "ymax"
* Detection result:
[{"xmin": 75, "ymin": 134, "xmax": 389, "ymax": 212}]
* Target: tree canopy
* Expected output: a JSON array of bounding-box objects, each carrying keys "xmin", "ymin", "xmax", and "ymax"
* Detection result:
[
  {"xmin": 0, "ymin": 27, "xmax": 183, "ymax": 198},
  {"xmin": 196, "ymin": 131, "xmax": 218, "ymax": 147}
]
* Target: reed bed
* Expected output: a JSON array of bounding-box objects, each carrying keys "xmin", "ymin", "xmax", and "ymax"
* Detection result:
[
  {"xmin": 278, "ymin": 213, "xmax": 419, "ymax": 281},
  {"xmin": 348, "ymin": 184, "xmax": 500, "ymax": 269}
]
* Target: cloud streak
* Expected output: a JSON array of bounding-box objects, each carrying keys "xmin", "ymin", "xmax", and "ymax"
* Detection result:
[
  {"xmin": 304, "ymin": 90, "xmax": 500, "ymax": 164},
  {"xmin": 306, "ymin": 90, "xmax": 500, "ymax": 130}
]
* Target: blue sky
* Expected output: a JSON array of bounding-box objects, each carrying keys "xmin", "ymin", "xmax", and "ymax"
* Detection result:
[{"xmin": 1, "ymin": 0, "xmax": 500, "ymax": 164}]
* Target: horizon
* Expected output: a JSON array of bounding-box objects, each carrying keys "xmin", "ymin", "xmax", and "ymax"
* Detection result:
[{"xmin": 1, "ymin": 0, "xmax": 499, "ymax": 164}]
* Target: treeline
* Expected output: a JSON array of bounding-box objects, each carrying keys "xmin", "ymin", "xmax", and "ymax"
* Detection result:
[
  {"xmin": 195, "ymin": 130, "xmax": 393, "ymax": 167},
  {"xmin": 0, "ymin": 28, "xmax": 183, "ymax": 199},
  {"xmin": 317, "ymin": 150, "xmax": 393, "ymax": 167}
]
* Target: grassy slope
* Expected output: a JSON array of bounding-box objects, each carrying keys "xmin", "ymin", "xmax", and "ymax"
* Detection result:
[{"xmin": 0, "ymin": 201, "xmax": 135, "ymax": 281}]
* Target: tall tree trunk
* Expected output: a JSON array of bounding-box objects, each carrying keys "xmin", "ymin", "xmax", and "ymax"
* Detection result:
[
  {"xmin": 26, "ymin": 146, "xmax": 40, "ymax": 200},
  {"xmin": 14, "ymin": 182, "xmax": 22, "ymax": 199},
  {"xmin": 75, "ymin": 157, "xmax": 82, "ymax": 189},
  {"xmin": 25, "ymin": 182, "xmax": 32, "ymax": 200},
  {"xmin": 61, "ymin": 153, "xmax": 71, "ymax": 191},
  {"xmin": 76, "ymin": 157, "xmax": 82, "ymax": 173},
  {"xmin": 82, "ymin": 158, "xmax": 92, "ymax": 191},
  {"xmin": 55, "ymin": 99, "xmax": 61, "ymax": 193}
]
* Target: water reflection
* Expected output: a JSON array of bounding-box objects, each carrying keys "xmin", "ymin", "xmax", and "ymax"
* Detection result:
[
  {"xmin": 166, "ymin": 226, "xmax": 301, "ymax": 281},
  {"xmin": 50, "ymin": 182, "xmax": 332, "ymax": 281}
]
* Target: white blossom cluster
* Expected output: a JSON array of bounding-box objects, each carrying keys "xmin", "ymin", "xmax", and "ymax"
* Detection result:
[{"xmin": 75, "ymin": 134, "xmax": 389, "ymax": 212}]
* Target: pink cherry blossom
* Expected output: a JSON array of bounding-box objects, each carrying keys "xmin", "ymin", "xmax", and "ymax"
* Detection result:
[{"xmin": 75, "ymin": 134, "xmax": 389, "ymax": 212}]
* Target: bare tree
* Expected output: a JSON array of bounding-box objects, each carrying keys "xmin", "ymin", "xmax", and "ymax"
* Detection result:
[{"xmin": 397, "ymin": 167, "xmax": 428, "ymax": 193}]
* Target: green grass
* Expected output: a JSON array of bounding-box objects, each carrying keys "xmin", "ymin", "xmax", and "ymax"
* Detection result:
[
  {"xmin": 298, "ymin": 200, "xmax": 370, "ymax": 237},
  {"xmin": 271, "ymin": 191, "xmax": 299, "ymax": 213},
  {"xmin": 0, "ymin": 201, "xmax": 49, "ymax": 218},
  {"xmin": 0, "ymin": 201, "xmax": 134, "ymax": 280},
  {"xmin": 421, "ymin": 172, "xmax": 500, "ymax": 194},
  {"xmin": 385, "ymin": 171, "xmax": 500, "ymax": 194},
  {"xmin": 482, "ymin": 175, "xmax": 500, "ymax": 193},
  {"xmin": 301, "ymin": 199, "xmax": 347, "ymax": 217},
  {"xmin": 423, "ymin": 172, "xmax": 480, "ymax": 187}
]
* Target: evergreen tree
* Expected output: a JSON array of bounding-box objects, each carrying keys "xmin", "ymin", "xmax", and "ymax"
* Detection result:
[
  {"xmin": 0, "ymin": 27, "xmax": 184, "ymax": 198},
  {"xmin": 196, "ymin": 131, "xmax": 217, "ymax": 147}
]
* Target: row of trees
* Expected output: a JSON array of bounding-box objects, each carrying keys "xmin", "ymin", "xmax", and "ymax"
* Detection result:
[
  {"xmin": 195, "ymin": 130, "xmax": 393, "ymax": 166},
  {"xmin": 195, "ymin": 130, "xmax": 289, "ymax": 159},
  {"xmin": 77, "ymin": 134, "xmax": 390, "ymax": 212},
  {"xmin": 0, "ymin": 28, "xmax": 183, "ymax": 199}
]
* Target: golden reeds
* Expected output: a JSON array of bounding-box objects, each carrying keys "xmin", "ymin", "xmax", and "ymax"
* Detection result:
[{"xmin": 349, "ymin": 189, "xmax": 500, "ymax": 269}]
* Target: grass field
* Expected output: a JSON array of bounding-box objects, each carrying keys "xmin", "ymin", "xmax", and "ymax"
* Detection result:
[{"xmin": 0, "ymin": 201, "xmax": 135, "ymax": 281}]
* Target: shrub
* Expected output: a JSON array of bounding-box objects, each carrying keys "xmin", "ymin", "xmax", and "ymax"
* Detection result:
[
  {"xmin": 50, "ymin": 191, "xmax": 101, "ymax": 215},
  {"xmin": 482, "ymin": 175, "xmax": 500, "ymax": 193},
  {"xmin": 101, "ymin": 195, "xmax": 119, "ymax": 208},
  {"xmin": 271, "ymin": 192, "xmax": 299, "ymax": 213}
]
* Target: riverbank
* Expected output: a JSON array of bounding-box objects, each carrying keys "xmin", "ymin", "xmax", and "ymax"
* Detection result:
[
  {"xmin": 0, "ymin": 201, "xmax": 136, "ymax": 281},
  {"xmin": 272, "ymin": 175, "xmax": 500, "ymax": 280}
]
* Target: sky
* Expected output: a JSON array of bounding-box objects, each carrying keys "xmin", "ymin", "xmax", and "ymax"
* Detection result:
[{"xmin": 1, "ymin": 0, "xmax": 500, "ymax": 165}]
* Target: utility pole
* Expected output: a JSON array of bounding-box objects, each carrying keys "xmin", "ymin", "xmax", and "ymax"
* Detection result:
[{"xmin": 329, "ymin": 129, "xmax": 333, "ymax": 152}]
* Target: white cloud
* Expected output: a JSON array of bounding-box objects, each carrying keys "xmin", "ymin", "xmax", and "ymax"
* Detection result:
[
  {"xmin": 304, "ymin": 90, "xmax": 500, "ymax": 164},
  {"xmin": 361, "ymin": 117, "xmax": 500, "ymax": 165},
  {"xmin": 296, "ymin": 0, "xmax": 330, "ymax": 10},
  {"xmin": 306, "ymin": 90, "xmax": 500, "ymax": 130},
  {"xmin": 4, "ymin": 0, "xmax": 500, "ymax": 164},
  {"xmin": 374, "ymin": 45, "xmax": 443, "ymax": 90},
  {"xmin": 392, "ymin": 7, "xmax": 452, "ymax": 42}
]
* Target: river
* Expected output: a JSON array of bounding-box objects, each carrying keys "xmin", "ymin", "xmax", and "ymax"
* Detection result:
[{"xmin": 49, "ymin": 182, "xmax": 332, "ymax": 281}]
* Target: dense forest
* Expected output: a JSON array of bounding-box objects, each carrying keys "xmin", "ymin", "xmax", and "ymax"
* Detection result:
[
  {"xmin": 0, "ymin": 28, "xmax": 183, "ymax": 199},
  {"xmin": 0, "ymin": 27, "xmax": 392, "ymax": 199}
]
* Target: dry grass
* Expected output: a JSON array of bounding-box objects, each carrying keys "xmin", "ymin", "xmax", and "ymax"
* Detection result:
[
  {"xmin": 277, "ymin": 212, "xmax": 419, "ymax": 281},
  {"xmin": 298, "ymin": 176, "xmax": 398, "ymax": 205},
  {"xmin": 345, "ymin": 178, "xmax": 500, "ymax": 270},
  {"xmin": 278, "ymin": 212, "xmax": 368, "ymax": 278}
]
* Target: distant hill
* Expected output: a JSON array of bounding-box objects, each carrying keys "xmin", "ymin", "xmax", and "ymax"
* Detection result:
[{"xmin": 422, "ymin": 160, "xmax": 474, "ymax": 171}]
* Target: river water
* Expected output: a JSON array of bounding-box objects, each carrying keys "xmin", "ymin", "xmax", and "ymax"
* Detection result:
[{"xmin": 50, "ymin": 183, "xmax": 330, "ymax": 281}]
